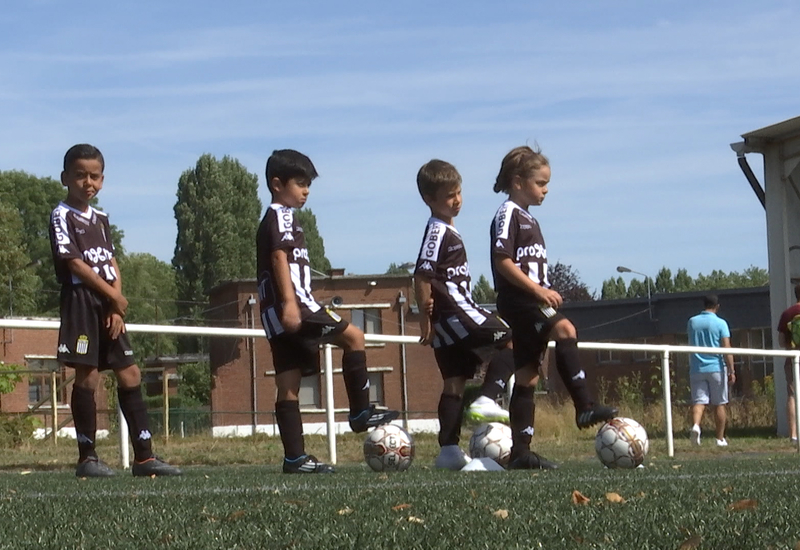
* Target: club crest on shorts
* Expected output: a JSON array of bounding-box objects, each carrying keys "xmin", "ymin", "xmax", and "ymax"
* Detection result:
[{"xmin": 76, "ymin": 335, "xmax": 89, "ymax": 355}]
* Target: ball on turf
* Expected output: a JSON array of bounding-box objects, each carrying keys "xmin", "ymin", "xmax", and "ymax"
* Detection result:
[
  {"xmin": 363, "ymin": 424, "xmax": 414, "ymax": 472},
  {"xmin": 469, "ymin": 422, "xmax": 513, "ymax": 467},
  {"xmin": 595, "ymin": 417, "xmax": 649, "ymax": 469}
]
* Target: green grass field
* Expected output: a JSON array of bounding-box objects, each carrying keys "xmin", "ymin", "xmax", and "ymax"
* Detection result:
[{"xmin": 1, "ymin": 439, "xmax": 800, "ymax": 550}]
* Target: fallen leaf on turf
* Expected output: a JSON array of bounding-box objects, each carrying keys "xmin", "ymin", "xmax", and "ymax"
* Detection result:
[
  {"xmin": 721, "ymin": 486, "xmax": 733, "ymax": 494},
  {"xmin": 794, "ymin": 541, "xmax": 800, "ymax": 550},
  {"xmin": 407, "ymin": 516, "xmax": 424, "ymax": 524},
  {"xmin": 392, "ymin": 504, "xmax": 412, "ymax": 511},
  {"xmin": 672, "ymin": 465, "xmax": 682, "ymax": 470},
  {"xmin": 226, "ymin": 511, "xmax": 246, "ymax": 521},
  {"xmin": 493, "ymin": 509, "xmax": 509, "ymax": 519},
  {"xmin": 727, "ymin": 499, "xmax": 758, "ymax": 511},
  {"xmin": 337, "ymin": 507, "xmax": 354, "ymax": 516},
  {"xmin": 605, "ymin": 492, "xmax": 626, "ymax": 503},
  {"xmin": 678, "ymin": 535, "xmax": 702, "ymax": 549},
  {"xmin": 20, "ymin": 471, "xmax": 31, "ymax": 475},
  {"xmin": 285, "ymin": 499, "xmax": 308, "ymax": 506},
  {"xmin": 378, "ymin": 474, "xmax": 389, "ymax": 481},
  {"xmin": 470, "ymin": 490, "xmax": 477, "ymax": 500},
  {"xmin": 571, "ymin": 490, "xmax": 590, "ymax": 505},
  {"xmin": 637, "ymin": 492, "xmax": 646, "ymax": 498}
]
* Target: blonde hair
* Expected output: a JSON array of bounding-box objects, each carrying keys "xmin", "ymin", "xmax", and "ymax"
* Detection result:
[
  {"xmin": 417, "ymin": 159, "xmax": 462, "ymax": 199},
  {"xmin": 494, "ymin": 145, "xmax": 549, "ymax": 193}
]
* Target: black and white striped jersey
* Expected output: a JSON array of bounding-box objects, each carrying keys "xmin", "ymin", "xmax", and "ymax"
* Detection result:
[
  {"xmin": 49, "ymin": 202, "xmax": 117, "ymax": 287},
  {"xmin": 490, "ymin": 200, "xmax": 550, "ymax": 299},
  {"xmin": 414, "ymin": 217, "xmax": 494, "ymax": 346},
  {"xmin": 256, "ymin": 204, "xmax": 321, "ymax": 339}
]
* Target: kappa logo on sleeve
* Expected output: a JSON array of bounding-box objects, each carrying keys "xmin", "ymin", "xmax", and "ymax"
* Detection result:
[
  {"xmin": 281, "ymin": 232, "xmax": 294, "ymax": 241},
  {"xmin": 57, "ymin": 344, "xmax": 69, "ymax": 354}
]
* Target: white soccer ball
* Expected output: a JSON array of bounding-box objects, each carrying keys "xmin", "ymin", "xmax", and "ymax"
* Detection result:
[
  {"xmin": 469, "ymin": 422, "xmax": 513, "ymax": 467},
  {"xmin": 363, "ymin": 424, "xmax": 415, "ymax": 472},
  {"xmin": 595, "ymin": 417, "xmax": 649, "ymax": 469}
]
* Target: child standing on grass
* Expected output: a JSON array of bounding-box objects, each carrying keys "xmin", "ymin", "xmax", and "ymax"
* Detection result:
[
  {"xmin": 257, "ymin": 149, "xmax": 399, "ymax": 474},
  {"xmin": 413, "ymin": 159, "xmax": 516, "ymax": 471},
  {"xmin": 490, "ymin": 145, "xmax": 617, "ymax": 469},
  {"xmin": 49, "ymin": 144, "xmax": 181, "ymax": 478}
]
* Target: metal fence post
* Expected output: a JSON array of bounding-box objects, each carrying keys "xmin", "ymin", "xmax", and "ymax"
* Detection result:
[
  {"xmin": 794, "ymin": 353, "xmax": 800, "ymax": 453},
  {"xmin": 50, "ymin": 370, "xmax": 57, "ymax": 444},
  {"xmin": 661, "ymin": 349, "xmax": 674, "ymax": 458},
  {"xmin": 324, "ymin": 344, "xmax": 337, "ymax": 464},
  {"xmin": 163, "ymin": 366, "xmax": 170, "ymax": 443}
]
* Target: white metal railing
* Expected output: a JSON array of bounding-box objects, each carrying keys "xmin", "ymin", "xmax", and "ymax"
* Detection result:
[{"xmin": 2, "ymin": 318, "xmax": 799, "ymax": 465}]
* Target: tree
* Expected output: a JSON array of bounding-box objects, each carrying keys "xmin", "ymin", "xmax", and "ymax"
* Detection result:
[
  {"xmin": 601, "ymin": 276, "xmax": 628, "ymax": 300},
  {"xmin": 117, "ymin": 253, "xmax": 178, "ymax": 362},
  {"xmin": 549, "ymin": 262, "xmax": 594, "ymax": 302},
  {"xmin": 172, "ymin": 155, "xmax": 262, "ymax": 334},
  {"xmin": 0, "ymin": 203, "xmax": 40, "ymax": 317},
  {"xmin": 472, "ymin": 274, "xmax": 497, "ymax": 304},
  {"xmin": 295, "ymin": 209, "xmax": 331, "ymax": 274},
  {"xmin": 599, "ymin": 265, "xmax": 769, "ymax": 299}
]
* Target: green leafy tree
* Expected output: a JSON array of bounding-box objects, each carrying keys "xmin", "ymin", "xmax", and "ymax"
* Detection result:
[
  {"xmin": 295, "ymin": 209, "xmax": 331, "ymax": 274},
  {"xmin": 0, "ymin": 203, "xmax": 40, "ymax": 317},
  {"xmin": 654, "ymin": 267, "xmax": 674, "ymax": 294},
  {"xmin": 117, "ymin": 253, "xmax": 178, "ymax": 362},
  {"xmin": 471, "ymin": 274, "xmax": 497, "ymax": 304},
  {"xmin": 172, "ymin": 154, "xmax": 262, "ymax": 337},
  {"xmin": 600, "ymin": 265, "xmax": 769, "ymax": 299},
  {"xmin": 549, "ymin": 262, "xmax": 594, "ymax": 302},
  {"xmin": 601, "ymin": 276, "xmax": 628, "ymax": 300},
  {"xmin": 177, "ymin": 362, "xmax": 211, "ymax": 406}
]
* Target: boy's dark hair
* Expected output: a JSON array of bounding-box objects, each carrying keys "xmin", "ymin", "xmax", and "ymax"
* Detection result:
[
  {"xmin": 494, "ymin": 145, "xmax": 549, "ymax": 193},
  {"xmin": 417, "ymin": 159, "xmax": 461, "ymax": 200},
  {"xmin": 265, "ymin": 149, "xmax": 318, "ymax": 188},
  {"xmin": 703, "ymin": 294, "xmax": 719, "ymax": 309},
  {"xmin": 64, "ymin": 144, "xmax": 104, "ymax": 172}
]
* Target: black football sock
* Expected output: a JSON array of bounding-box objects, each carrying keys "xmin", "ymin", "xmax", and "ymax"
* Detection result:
[
  {"xmin": 555, "ymin": 338, "xmax": 594, "ymax": 411},
  {"xmin": 437, "ymin": 393, "xmax": 464, "ymax": 447},
  {"xmin": 479, "ymin": 347, "xmax": 515, "ymax": 400},
  {"xmin": 509, "ymin": 384, "xmax": 535, "ymax": 461},
  {"xmin": 71, "ymin": 385, "xmax": 98, "ymax": 462},
  {"xmin": 342, "ymin": 350, "xmax": 370, "ymax": 416},
  {"xmin": 276, "ymin": 400, "xmax": 305, "ymax": 460},
  {"xmin": 117, "ymin": 386, "xmax": 154, "ymax": 462}
]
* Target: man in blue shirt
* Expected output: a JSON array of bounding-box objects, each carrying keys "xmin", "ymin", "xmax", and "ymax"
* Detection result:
[{"xmin": 687, "ymin": 295, "xmax": 736, "ymax": 447}]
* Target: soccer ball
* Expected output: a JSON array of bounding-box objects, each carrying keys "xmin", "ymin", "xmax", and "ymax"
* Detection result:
[
  {"xmin": 363, "ymin": 424, "xmax": 414, "ymax": 472},
  {"xmin": 469, "ymin": 422, "xmax": 513, "ymax": 467},
  {"xmin": 595, "ymin": 417, "xmax": 649, "ymax": 469}
]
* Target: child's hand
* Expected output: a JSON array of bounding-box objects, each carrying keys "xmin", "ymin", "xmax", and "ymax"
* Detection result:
[
  {"xmin": 419, "ymin": 315, "xmax": 434, "ymax": 346},
  {"xmin": 281, "ymin": 302, "xmax": 302, "ymax": 333},
  {"xmin": 539, "ymin": 288, "xmax": 563, "ymax": 309},
  {"xmin": 106, "ymin": 313, "xmax": 126, "ymax": 340},
  {"xmin": 110, "ymin": 292, "xmax": 129, "ymax": 317}
]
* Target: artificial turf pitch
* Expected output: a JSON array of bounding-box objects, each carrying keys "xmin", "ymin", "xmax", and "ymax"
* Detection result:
[{"xmin": 1, "ymin": 455, "xmax": 799, "ymax": 549}]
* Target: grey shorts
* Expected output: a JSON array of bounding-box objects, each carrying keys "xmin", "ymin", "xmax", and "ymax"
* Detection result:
[{"xmin": 690, "ymin": 370, "xmax": 728, "ymax": 406}]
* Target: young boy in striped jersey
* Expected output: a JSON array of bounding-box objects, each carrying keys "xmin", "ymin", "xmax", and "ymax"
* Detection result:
[
  {"xmin": 256, "ymin": 149, "xmax": 399, "ymax": 474},
  {"xmin": 413, "ymin": 159, "xmax": 515, "ymax": 471}
]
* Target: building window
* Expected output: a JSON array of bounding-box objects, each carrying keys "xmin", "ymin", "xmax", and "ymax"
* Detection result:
[
  {"xmin": 25, "ymin": 357, "xmax": 67, "ymax": 406},
  {"xmin": 737, "ymin": 328, "xmax": 773, "ymax": 380},
  {"xmin": 596, "ymin": 347, "xmax": 620, "ymax": 364},
  {"xmin": 298, "ymin": 376, "xmax": 321, "ymax": 408},
  {"xmin": 634, "ymin": 338, "xmax": 654, "ymax": 363},
  {"xmin": 368, "ymin": 372, "xmax": 384, "ymax": 405},
  {"xmin": 352, "ymin": 309, "xmax": 383, "ymax": 334}
]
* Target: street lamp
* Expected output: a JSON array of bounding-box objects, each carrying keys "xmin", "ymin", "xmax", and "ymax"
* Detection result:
[{"xmin": 616, "ymin": 265, "xmax": 653, "ymax": 320}]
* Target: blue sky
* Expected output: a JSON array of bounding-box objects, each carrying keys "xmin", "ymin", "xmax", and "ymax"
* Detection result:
[{"xmin": 2, "ymin": 1, "xmax": 797, "ymax": 294}]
